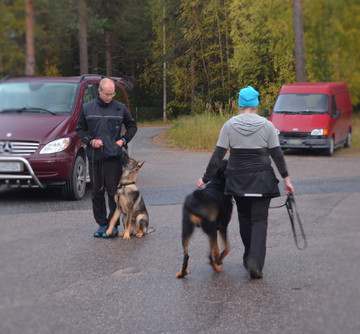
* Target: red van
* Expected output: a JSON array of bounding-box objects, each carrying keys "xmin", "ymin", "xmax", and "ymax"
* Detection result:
[{"xmin": 268, "ymin": 82, "xmax": 353, "ymax": 156}]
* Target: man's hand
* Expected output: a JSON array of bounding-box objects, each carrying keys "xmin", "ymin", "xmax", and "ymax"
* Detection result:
[
  {"xmin": 91, "ymin": 139, "xmax": 103, "ymax": 148},
  {"xmin": 116, "ymin": 139, "xmax": 125, "ymax": 147}
]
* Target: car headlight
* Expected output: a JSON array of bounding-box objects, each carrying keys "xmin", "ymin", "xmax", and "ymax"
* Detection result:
[
  {"xmin": 311, "ymin": 129, "xmax": 328, "ymax": 136},
  {"xmin": 40, "ymin": 138, "xmax": 71, "ymax": 154}
]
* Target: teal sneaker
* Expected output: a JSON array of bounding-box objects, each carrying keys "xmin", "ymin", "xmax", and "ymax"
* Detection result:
[
  {"xmin": 102, "ymin": 226, "xmax": 118, "ymax": 238},
  {"xmin": 94, "ymin": 224, "xmax": 109, "ymax": 238}
]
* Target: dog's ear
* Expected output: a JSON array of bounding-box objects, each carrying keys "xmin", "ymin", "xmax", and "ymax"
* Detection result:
[{"xmin": 136, "ymin": 161, "xmax": 145, "ymax": 170}]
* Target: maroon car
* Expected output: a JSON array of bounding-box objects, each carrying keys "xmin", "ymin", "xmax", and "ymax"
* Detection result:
[{"xmin": 0, "ymin": 75, "xmax": 131, "ymax": 200}]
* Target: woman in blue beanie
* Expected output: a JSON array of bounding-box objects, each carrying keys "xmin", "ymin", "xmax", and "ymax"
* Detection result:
[{"xmin": 198, "ymin": 86, "xmax": 294, "ymax": 279}]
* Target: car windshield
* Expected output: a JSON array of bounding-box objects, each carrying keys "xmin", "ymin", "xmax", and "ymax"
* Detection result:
[
  {"xmin": 0, "ymin": 81, "xmax": 78, "ymax": 115},
  {"xmin": 273, "ymin": 93, "xmax": 329, "ymax": 114}
]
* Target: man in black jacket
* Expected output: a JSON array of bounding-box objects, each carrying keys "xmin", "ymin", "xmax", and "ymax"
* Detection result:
[{"xmin": 76, "ymin": 78, "xmax": 137, "ymax": 238}]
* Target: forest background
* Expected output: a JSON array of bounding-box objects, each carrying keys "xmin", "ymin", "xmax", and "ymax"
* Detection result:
[{"xmin": 1, "ymin": 0, "xmax": 359, "ymax": 122}]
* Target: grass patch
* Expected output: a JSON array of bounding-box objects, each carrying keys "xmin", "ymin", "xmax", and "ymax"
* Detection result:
[
  {"xmin": 164, "ymin": 114, "xmax": 233, "ymax": 151},
  {"xmin": 351, "ymin": 113, "xmax": 360, "ymax": 149},
  {"xmin": 161, "ymin": 112, "xmax": 360, "ymax": 152}
]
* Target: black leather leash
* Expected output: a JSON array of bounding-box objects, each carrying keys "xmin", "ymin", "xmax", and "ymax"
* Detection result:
[{"xmin": 270, "ymin": 194, "xmax": 307, "ymax": 250}]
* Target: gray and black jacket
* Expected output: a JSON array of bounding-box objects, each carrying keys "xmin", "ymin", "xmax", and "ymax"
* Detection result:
[
  {"xmin": 202, "ymin": 113, "xmax": 289, "ymax": 198},
  {"xmin": 76, "ymin": 97, "xmax": 137, "ymax": 161}
]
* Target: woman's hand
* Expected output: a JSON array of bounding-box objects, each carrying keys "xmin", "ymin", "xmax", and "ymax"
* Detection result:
[
  {"xmin": 284, "ymin": 176, "xmax": 294, "ymax": 196},
  {"xmin": 197, "ymin": 178, "xmax": 205, "ymax": 189}
]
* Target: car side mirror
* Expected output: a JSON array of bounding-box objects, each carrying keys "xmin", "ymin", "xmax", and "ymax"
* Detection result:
[{"xmin": 333, "ymin": 109, "xmax": 341, "ymax": 118}]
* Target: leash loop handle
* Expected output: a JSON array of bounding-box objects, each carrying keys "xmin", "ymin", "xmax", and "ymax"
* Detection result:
[{"xmin": 285, "ymin": 194, "xmax": 307, "ymax": 250}]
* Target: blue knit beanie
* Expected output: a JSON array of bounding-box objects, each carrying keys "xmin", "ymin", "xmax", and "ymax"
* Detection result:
[{"xmin": 238, "ymin": 85, "xmax": 259, "ymax": 107}]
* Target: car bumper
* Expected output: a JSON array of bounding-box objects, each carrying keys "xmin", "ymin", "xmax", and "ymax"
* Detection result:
[
  {"xmin": 0, "ymin": 153, "xmax": 74, "ymax": 188},
  {"xmin": 279, "ymin": 136, "xmax": 329, "ymax": 150}
]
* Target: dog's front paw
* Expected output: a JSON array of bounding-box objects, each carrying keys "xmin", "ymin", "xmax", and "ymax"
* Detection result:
[
  {"xmin": 105, "ymin": 228, "xmax": 112, "ymax": 237},
  {"xmin": 123, "ymin": 233, "xmax": 131, "ymax": 240}
]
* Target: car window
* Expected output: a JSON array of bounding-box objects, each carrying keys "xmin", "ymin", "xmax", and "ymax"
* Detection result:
[
  {"xmin": 0, "ymin": 82, "xmax": 77, "ymax": 115},
  {"xmin": 331, "ymin": 95, "xmax": 337, "ymax": 117},
  {"xmin": 83, "ymin": 84, "xmax": 97, "ymax": 104},
  {"xmin": 273, "ymin": 93, "xmax": 329, "ymax": 114}
]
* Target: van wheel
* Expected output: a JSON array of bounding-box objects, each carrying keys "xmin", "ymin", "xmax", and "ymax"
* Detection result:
[
  {"xmin": 62, "ymin": 155, "xmax": 86, "ymax": 200},
  {"xmin": 344, "ymin": 131, "xmax": 351, "ymax": 148},
  {"xmin": 325, "ymin": 137, "xmax": 334, "ymax": 156}
]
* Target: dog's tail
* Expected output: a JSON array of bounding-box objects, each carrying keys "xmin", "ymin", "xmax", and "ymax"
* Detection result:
[{"xmin": 146, "ymin": 227, "xmax": 156, "ymax": 234}]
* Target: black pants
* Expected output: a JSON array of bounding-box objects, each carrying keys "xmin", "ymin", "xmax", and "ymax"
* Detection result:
[
  {"xmin": 234, "ymin": 196, "xmax": 271, "ymax": 271},
  {"xmin": 89, "ymin": 159, "xmax": 123, "ymax": 226}
]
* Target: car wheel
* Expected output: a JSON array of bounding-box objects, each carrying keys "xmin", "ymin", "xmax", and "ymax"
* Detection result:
[
  {"xmin": 344, "ymin": 131, "xmax": 351, "ymax": 148},
  {"xmin": 63, "ymin": 155, "xmax": 86, "ymax": 200},
  {"xmin": 325, "ymin": 137, "xmax": 334, "ymax": 156}
]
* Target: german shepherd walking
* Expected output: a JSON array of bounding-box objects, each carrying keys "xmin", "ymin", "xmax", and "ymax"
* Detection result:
[
  {"xmin": 175, "ymin": 160, "xmax": 233, "ymax": 278},
  {"xmin": 105, "ymin": 152, "xmax": 153, "ymax": 240}
]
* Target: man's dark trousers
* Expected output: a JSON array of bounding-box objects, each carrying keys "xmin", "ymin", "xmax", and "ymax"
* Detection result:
[{"xmin": 90, "ymin": 158, "xmax": 123, "ymax": 226}]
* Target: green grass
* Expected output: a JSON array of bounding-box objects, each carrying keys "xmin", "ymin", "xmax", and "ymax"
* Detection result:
[
  {"xmin": 164, "ymin": 114, "xmax": 233, "ymax": 151},
  {"xmin": 352, "ymin": 114, "xmax": 360, "ymax": 149},
  {"xmin": 161, "ymin": 112, "xmax": 360, "ymax": 152}
]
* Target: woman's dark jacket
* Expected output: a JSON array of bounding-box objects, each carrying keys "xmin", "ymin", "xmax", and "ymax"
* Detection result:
[{"xmin": 202, "ymin": 113, "xmax": 289, "ymax": 198}]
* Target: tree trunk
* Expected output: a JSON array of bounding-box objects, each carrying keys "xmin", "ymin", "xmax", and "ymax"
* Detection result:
[
  {"xmin": 91, "ymin": 44, "xmax": 98, "ymax": 73},
  {"xmin": 162, "ymin": 3, "xmax": 167, "ymax": 122},
  {"xmin": 293, "ymin": 0, "xmax": 306, "ymax": 82},
  {"xmin": 105, "ymin": 31, "xmax": 112, "ymax": 76},
  {"xmin": 78, "ymin": 0, "xmax": 88, "ymax": 75},
  {"xmin": 191, "ymin": 50, "xmax": 195, "ymax": 114},
  {"xmin": 25, "ymin": 0, "xmax": 35, "ymax": 75}
]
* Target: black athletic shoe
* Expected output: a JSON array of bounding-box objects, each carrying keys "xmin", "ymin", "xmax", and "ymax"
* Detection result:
[{"xmin": 247, "ymin": 258, "xmax": 263, "ymax": 279}]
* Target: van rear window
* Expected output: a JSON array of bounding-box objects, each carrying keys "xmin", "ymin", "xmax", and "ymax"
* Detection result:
[{"xmin": 273, "ymin": 94, "xmax": 329, "ymax": 114}]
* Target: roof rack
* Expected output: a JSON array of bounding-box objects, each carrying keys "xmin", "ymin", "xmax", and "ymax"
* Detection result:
[
  {"xmin": 1, "ymin": 75, "xmax": 38, "ymax": 82},
  {"xmin": 78, "ymin": 74, "xmax": 103, "ymax": 82}
]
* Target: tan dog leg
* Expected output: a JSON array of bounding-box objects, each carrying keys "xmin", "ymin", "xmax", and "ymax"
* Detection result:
[
  {"xmin": 135, "ymin": 214, "xmax": 148, "ymax": 238},
  {"xmin": 123, "ymin": 212, "xmax": 133, "ymax": 240},
  {"xmin": 175, "ymin": 240, "xmax": 191, "ymax": 278},
  {"xmin": 209, "ymin": 239, "xmax": 222, "ymax": 272},
  {"xmin": 106, "ymin": 207, "xmax": 122, "ymax": 237},
  {"xmin": 218, "ymin": 231, "xmax": 229, "ymax": 264}
]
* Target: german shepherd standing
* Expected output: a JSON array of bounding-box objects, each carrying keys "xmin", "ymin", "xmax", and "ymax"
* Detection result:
[
  {"xmin": 175, "ymin": 160, "xmax": 233, "ymax": 278},
  {"xmin": 105, "ymin": 152, "xmax": 153, "ymax": 240}
]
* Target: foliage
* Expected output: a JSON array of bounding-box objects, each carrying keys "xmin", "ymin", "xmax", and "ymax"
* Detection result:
[
  {"xmin": 0, "ymin": 0, "xmax": 26, "ymax": 75},
  {"xmin": 304, "ymin": 0, "xmax": 360, "ymax": 105},
  {"xmin": 1, "ymin": 0, "xmax": 360, "ymax": 116},
  {"xmin": 229, "ymin": 0, "xmax": 295, "ymax": 109}
]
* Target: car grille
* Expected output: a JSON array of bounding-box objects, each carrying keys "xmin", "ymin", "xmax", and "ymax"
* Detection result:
[
  {"xmin": 0, "ymin": 141, "xmax": 39, "ymax": 156},
  {"xmin": 280, "ymin": 132, "xmax": 309, "ymax": 138}
]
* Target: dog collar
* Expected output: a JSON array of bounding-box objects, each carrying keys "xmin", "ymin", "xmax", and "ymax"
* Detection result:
[{"xmin": 117, "ymin": 182, "xmax": 135, "ymax": 189}]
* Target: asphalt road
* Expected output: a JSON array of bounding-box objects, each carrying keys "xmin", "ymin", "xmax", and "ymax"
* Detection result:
[{"xmin": 0, "ymin": 127, "xmax": 359, "ymax": 334}]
